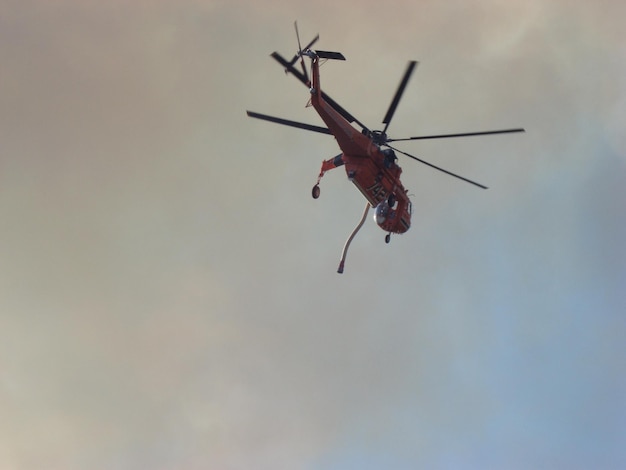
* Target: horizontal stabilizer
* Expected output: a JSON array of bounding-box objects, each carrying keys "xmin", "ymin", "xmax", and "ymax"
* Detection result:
[{"xmin": 315, "ymin": 50, "xmax": 346, "ymax": 60}]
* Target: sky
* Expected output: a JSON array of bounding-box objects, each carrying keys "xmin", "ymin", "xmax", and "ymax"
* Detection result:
[{"xmin": 0, "ymin": 0, "xmax": 625, "ymax": 469}]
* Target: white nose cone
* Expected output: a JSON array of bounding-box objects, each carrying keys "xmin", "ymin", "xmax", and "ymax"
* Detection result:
[{"xmin": 374, "ymin": 201, "xmax": 390, "ymax": 225}]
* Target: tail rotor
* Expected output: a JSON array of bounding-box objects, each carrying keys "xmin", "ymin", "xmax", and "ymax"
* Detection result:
[{"xmin": 287, "ymin": 21, "xmax": 319, "ymax": 82}]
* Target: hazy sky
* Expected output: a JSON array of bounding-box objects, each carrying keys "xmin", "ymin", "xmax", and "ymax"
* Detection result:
[{"xmin": 1, "ymin": 1, "xmax": 625, "ymax": 469}]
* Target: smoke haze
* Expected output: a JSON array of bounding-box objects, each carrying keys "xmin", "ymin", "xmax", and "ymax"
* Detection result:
[{"xmin": 1, "ymin": 1, "xmax": 624, "ymax": 469}]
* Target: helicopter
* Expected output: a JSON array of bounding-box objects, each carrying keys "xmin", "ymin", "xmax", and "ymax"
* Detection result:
[{"xmin": 247, "ymin": 24, "xmax": 524, "ymax": 273}]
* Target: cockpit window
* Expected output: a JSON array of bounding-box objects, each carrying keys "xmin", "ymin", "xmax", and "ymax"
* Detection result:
[{"xmin": 382, "ymin": 148, "xmax": 397, "ymax": 169}]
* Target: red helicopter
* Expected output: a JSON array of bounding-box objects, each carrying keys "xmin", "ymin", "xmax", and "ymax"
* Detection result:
[{"xmin": 247, "ymin": 24, "xmax": 524, "ymax": 273}]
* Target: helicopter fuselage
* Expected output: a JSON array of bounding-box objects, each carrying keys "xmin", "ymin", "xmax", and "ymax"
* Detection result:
[{"xmin": 308, "ymin": 54, "xmax": 412, "ymax": 234}]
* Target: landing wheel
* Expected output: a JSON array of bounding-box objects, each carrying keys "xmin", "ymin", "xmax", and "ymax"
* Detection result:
[
  {"xmin": 387, "ymin": 194, "xmax": 396, "ymax": 207},
  {"xmin": 385, "ymin": 233, "xmax": 391, "ymax": 244},
  {"xmin": 312, "ymin": 184, "xmax": 320, "ymax": 199}
]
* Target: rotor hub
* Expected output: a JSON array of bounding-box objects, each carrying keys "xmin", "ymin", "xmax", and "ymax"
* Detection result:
[{"xmin": 371, "ymin": 130, "xmax": 388, "ymax": 145}]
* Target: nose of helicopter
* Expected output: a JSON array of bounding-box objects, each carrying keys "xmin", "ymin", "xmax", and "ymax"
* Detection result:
[{"xmin": 374, "ymin": 200, "xmax": 391, "ymax": 225}]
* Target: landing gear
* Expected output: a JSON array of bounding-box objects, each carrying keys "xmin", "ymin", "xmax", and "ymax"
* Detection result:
[
  {"xmin": 387, "ymin": 193, "xmax": 396, "ymax": 208},
  {"xmin": 312, "ymin": 184, "xmax": 320, "ymax": 199},
  {"xmin": 385, "ymin": 233, "xmax": 391, "ymax": 244}
]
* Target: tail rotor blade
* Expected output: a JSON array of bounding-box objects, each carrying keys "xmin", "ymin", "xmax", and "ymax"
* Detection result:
[
  {"xmin": 292, "ymin": 21, "xmax": 318, "ymax": 81},
  {"xmin": 294, "ymin": 21, "xmax": 303, "ymax": 54},
  {"xmin": 293, "ymin": 22, "xmax": 319, "ymax": 59},
  {"xmin": 302, "ymin": 34, "xmax": 320, "ymax": 54}
]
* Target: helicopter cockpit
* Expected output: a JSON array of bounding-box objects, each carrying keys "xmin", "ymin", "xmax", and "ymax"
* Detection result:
[{"xmin": 382, "ymin": 148, "xmax": 397, "ymax": 168}]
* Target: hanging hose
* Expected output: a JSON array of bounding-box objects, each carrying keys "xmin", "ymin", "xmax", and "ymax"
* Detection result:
[{"xmin": 337, "ymin": 202, "xmax": 371, "ymax": 274}]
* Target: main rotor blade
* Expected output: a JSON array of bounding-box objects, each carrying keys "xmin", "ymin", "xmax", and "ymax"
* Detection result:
[
  {"xmin": 247, "ymin": 111, "xmax": 332, "ymax": 135},
  {"xmin": 272, "ymin": 51, "xmax": 309, "ymax": 82},
  {"xmin": 387, "ymin": 128, "xmax": 525, "ymax": 142},
  {"xmin": 382, "ymin": 60, "xmax": 418, "ymax": 134},
  {"xmin": 387, "ymin": 144, "xmax": 488, "ymax": 189},
  {"xmin": 271, "ymin": 52, "xmax": 370, "ymax": 132}
]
